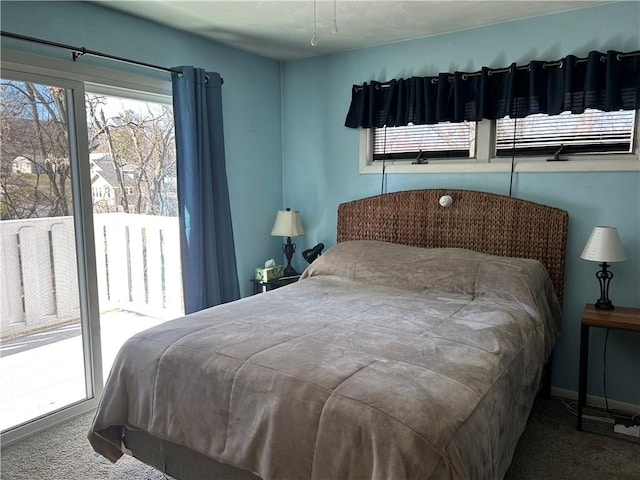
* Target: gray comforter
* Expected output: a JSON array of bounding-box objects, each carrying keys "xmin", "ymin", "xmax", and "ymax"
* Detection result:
[{"xmin": 89, "ymin": 240, "xmax": 561, "ymax": 479}]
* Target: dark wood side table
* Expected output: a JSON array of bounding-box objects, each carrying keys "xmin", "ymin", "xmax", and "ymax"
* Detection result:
[
  {"xmin": 251, "ymin": 275, "xmax": 300, "ymax": 295},
  {"xmin": 577, "ymin": 303, "xmax": 640, "ymax": 430}
]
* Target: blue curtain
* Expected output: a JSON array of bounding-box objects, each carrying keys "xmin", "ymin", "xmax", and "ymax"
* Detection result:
[
  {"xmin": 345, "ymin": 50, "xmax": 640, "ymax": 127},
  {"xmin": 171, "ymin": 67, "xmax": 239, "ymax": 314}
]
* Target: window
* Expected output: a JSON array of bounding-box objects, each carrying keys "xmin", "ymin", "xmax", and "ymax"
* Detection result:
[
  {"xmin": 1, "ymin": 75, "xmax": 90, "ymax": 433},
  {"xmin": 495, "ymin": 109, "xmax": 636, "ymax": 158},
  {"xmin": 84, "ymin": 89, "xmax": 182, "ymax": 385},
  {"xmin": 0, "ymin": 49, "xmax": 182, "ymax": 444},
  {"xmin": 373, "ymin": 122, "xmax": 475, "ymax": 162},
  {"xmin": 359, "ymin": 110, "xmax": 639, "ymax": 173}
]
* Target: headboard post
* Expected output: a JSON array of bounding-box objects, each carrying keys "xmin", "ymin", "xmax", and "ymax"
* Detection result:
[{"xmin": 337, "ymin": 189, "xmax": 569, "ymax": 306}]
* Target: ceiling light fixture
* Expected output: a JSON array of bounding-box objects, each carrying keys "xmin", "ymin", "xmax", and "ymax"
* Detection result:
[
  {"xmin": 311, "ymin": 0, "xmax": 318, "ymax": 46},
  {"xmin": 311, "ymin": 0, "xmax": 338, "ymax": 47},
  {"xmin": 332, "ymin": 0, "xmax": 338, "ymax": 33}
]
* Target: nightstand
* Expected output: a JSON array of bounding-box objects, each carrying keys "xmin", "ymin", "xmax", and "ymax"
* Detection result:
[
  {"xmin": 251, "ymin": 275, "xmax": 300, "ymax": 295},
  {"xmin": 577, "ymin": 303, "xmax": 640, "ymax": 430}
]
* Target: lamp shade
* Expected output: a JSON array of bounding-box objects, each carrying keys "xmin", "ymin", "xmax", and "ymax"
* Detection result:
[
  {"xmin": 271, "ymin": 209, "xmax": 304, "ymax": 237},
  {"xmin": 580, "ymin": 226, "xmax": 626, "ymax": 262}
]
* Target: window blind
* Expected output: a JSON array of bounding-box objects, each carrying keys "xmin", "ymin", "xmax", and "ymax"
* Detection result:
[
  {"xmin": 373, "ymin": 122, "xmax": 474, "ymax": 161},
  {"xmin": 496, "ymin": 109, "xmax": 636, "ymax": 157}
]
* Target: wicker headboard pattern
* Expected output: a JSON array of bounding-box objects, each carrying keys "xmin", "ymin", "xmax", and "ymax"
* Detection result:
[{"xmin": 337, "ymin": 189, "xmax": 569, "ymax": 306}]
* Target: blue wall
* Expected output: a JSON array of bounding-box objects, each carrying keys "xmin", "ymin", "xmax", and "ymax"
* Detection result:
[
  {"xmin": 1, "ymin": 0, "xmax": 284, "ymax": 298},
  {"xmin": 282, "ymin": 2, "xmax": 640, "ymax": 405}
]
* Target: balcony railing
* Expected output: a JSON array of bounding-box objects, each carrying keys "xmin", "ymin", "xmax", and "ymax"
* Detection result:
[{"xmin": 0, "ymin": 213, "xmax": 183, "ymax": 339}]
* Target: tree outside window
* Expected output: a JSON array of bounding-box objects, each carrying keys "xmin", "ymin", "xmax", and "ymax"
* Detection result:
[{"xmin": 1, "ymin": 80, "xmax": 177, "ymax": 220}]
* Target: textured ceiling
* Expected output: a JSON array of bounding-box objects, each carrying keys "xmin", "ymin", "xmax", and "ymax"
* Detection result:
[{"xmin": 93, "ymin": 1, "xmax": 610, "ymax": 61}]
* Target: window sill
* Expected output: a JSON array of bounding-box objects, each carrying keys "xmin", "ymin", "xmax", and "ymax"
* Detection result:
[{"xmin": 360, "ymin": 155, "xmax": 640, "ymax": 174}]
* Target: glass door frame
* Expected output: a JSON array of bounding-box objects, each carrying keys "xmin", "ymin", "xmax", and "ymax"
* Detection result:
[
  {"xmin": 1, "ymin": 49, "xmax": 172, "ymax": 446},
  {"xmin": 0, "ymin": 68, "xmax": 103, "ymax": 445}
]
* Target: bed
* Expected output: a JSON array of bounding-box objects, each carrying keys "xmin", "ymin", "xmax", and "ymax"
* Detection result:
[{"xmin": 89, "ymin": 188, "xmax": 569, "ymax": 480}]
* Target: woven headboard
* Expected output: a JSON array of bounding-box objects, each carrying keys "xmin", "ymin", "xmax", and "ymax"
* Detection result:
[{"xmin": 337, "ymin": 189, "xmax": 569, "ymax": 306}]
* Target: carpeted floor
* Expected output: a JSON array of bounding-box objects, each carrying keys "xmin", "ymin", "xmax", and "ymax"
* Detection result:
[
  {"xmin": 1, "ymin": 396, "xmax": 638, "ymax": 479},
  {"xmin": 0, "ymin": 413, "xmax": 168, "ymax": 480},
  {"xmin": 504, "ymin": 398, "xmax": 639, "ymax": 479}
]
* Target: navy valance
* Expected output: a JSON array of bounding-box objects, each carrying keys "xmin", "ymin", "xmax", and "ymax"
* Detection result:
[{"xmin": 345, "ymin": 50, "xmax": 640, "ymax": 128}]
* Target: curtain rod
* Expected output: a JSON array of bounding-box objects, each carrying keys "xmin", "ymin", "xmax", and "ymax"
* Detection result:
[
  {"xmin": 1, "ymin": 30, "xmax": 184, "ymax": 76},
  {"xmin": 366, "ymin": 50, "xmax": 640, "ymax": 88}
]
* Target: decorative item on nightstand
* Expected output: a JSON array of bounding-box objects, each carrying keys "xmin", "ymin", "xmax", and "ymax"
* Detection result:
[
  {"xmin": 580, "ymin": 226, "xmax": 626, "ymax": 310},
  {"xmin": 271, "ymin": 208, "xmax": 304, "ymax": 277}
]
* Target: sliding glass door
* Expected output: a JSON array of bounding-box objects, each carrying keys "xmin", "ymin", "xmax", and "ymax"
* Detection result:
[
  {"xmin": 0, "ymin": 67, "xmax": 183, "ymax": 441},
  {"xmin": 84, "ymin": 89, "xmax": 183, "ymax": 381},
  {"xmin": 0, "ymin": 72, "xmax": 100, "ymax": 433}
]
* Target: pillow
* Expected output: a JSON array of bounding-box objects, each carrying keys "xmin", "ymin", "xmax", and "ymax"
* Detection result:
[
  {"xmin": 301, "ymin": 240, "xmax": 553, "ymax": 300},
  {"xmin": 301, "ymin": 240, "xmax": 484, "ymax": 295}
]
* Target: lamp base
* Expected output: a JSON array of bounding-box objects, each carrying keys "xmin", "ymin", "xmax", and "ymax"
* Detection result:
[
  {"xmin": 595, "ymin": 299, "xmax": 614, "ymax": 310},
  {"xmin": 594, "ymin": 262, "xmax": 615, "ymax": 310},
  {"xmin": 282, "ymin": 237, "xmax": 298, "ymax": 277},
  {"xmin": 283, "ymin": 265, "xmax": 298, "ymax": 277}
]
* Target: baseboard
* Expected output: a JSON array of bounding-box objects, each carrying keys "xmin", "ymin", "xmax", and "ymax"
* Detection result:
[{"xmin": 551, "ymin": 387, "xmax": 640, "ymax": 414}]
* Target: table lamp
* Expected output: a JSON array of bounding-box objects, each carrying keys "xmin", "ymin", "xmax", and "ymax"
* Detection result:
[
  {"xmin": 271, "ymin": 208, "xmax": 304, "ymax": 277},
  {"xmin": 580, "ymin": 226, "xmax": 626, "ymax": 310}
]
